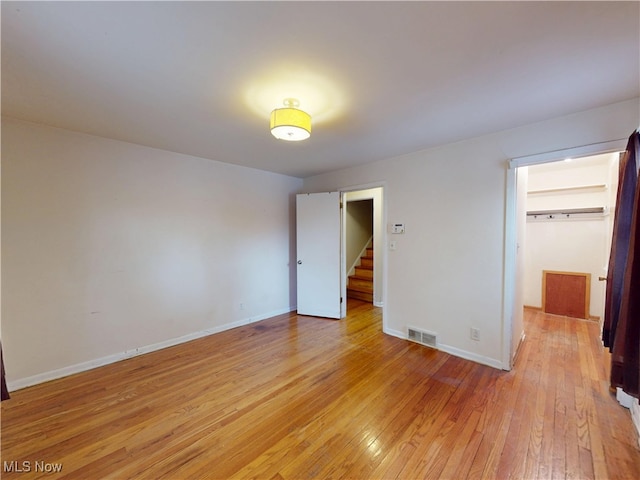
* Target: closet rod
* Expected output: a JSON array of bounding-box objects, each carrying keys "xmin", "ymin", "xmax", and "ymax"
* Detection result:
[{"xmin": 527, "ymin": 207, "xmax": 605, "ymax": 217}]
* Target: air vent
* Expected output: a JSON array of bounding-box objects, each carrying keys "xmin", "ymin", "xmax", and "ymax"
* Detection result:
[{"xmin": 407, "ymin": 327, "xmax": 437, "ymax": 348}]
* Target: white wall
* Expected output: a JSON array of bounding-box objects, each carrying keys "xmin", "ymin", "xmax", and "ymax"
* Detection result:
[
  {"xmin": 345, "ymin": 199, "xmax": 373, "ymax": 274},
  {"xmin": 1, "ymin": 117, "xmax": 303, "ymax": 388},
  {"xmin": 303, "ymin": 98, "xmax": 639, "ymax": 369},
  {"xmin": 524, "ymin": 154, "xmax": 616, "ymax": 318}
]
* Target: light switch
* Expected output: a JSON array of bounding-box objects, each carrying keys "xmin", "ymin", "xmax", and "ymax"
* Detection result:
[{"xmin": 389, "ymin": 240, "xmax": 397, "ymax": 251}]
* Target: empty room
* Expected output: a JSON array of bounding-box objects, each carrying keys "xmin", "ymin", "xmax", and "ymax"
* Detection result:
[{"xmin": 2, "ymin": 2, "xmax": 639, "ymax": 479}]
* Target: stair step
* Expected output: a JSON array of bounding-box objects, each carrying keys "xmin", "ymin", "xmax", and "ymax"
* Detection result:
[
  {"xmin": 347, "ymin": 288, "xmax": 373, "ymax": 303},
  {"xmin": 348, "ymin": 243, "xmax": 374, "ymax": 302},
  {"xmin": 348, "ymin": 277, "xmax": 373, "ymax": 291},
  {"xmin": 354, "ymin": 266, "xmax": 373, "ymax": 279},
  {"xmin": 360, "ymin": 257, "xmax": 374, "ymax": 268}
]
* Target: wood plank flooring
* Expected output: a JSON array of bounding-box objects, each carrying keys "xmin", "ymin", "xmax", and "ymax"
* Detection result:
[{"xmin": 2, "ymin": 300, "xmax": 639, "ymax": 479}]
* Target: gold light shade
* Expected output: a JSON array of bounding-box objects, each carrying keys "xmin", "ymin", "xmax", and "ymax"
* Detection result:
[{"xmin": 270, "ymin": 99, "xmax": 311, "ymax": 141}]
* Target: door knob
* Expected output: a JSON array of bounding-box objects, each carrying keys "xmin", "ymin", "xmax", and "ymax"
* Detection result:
[
  {"xmin": 297, "ymin": 260, "xmax": 302, "ymax": 265},
  {"xmin": 598, "ymin": 276, "xmax": 607, "ymax": 282}
]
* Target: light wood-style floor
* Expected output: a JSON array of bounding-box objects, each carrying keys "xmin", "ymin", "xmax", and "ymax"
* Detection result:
[{"xmin": 2, "ymin": 300, "xmax": 639, "ymax": 479}]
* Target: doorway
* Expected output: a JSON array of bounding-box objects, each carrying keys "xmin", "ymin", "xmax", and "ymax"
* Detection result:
[
  {"xmin": 503, "ymin": 138, "xmax": 627, "ymax": 369},
  {"xmin": 341, "ymin": 187, "xmax": 384, "ymax": 316},
  {"xmin": 345, "ymin": 199, "xmax": 374, "ymax": 303},
  {"xmin": 522, "ymin": 153, "xmax": 620, "ymax": 323},
  {"xmin": 296, "ymin": 186, "xmax": 384, "ymax": 321}
]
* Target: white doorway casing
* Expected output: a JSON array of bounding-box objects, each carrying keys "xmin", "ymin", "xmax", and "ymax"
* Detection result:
[{"xmin": 511, "ymin": 167, "xmax": 528, "ymax": 364}]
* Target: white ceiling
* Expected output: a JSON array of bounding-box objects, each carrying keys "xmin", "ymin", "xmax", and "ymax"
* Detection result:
[{"xmin": 2, "ymin": 1, "xmax": 639, "ymax": 178}]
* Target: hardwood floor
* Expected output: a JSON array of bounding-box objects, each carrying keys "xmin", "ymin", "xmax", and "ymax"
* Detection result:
[{"xmin": 2, "ymin": 300, "xmax": 639, "ymax": 479}]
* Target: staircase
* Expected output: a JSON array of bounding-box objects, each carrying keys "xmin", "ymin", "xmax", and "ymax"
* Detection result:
[{"xmin": 347, "ymin": 245, "xmax": 374, "ymax": 303}]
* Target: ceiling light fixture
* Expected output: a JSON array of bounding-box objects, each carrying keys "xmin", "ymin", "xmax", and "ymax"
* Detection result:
[{"xmin": 270, "ymin": 98, "xmax": 311, "ymax": 141}]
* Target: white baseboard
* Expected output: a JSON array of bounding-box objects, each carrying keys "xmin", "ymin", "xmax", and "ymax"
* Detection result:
[
  {"xmin": 632, "ymin": 401, "xmax": 640, "ymax": 449},
  {"xmin": 8, "ymin": 306, "xmax": 296, "ymax": 392},
  {"xmin": 382, "ymin": 327, "xmax": 503, "ymax": 369},
  {"xmin": 383, "ymin": 327, "xmax": 405, "ymax": 339},
  {"xmin": 616, "ymin": 388, "xmax": 640, "ymax": 448},
  {"xmin": 437, "ymin": 343, "xmax": 504, "ymax": 370}
]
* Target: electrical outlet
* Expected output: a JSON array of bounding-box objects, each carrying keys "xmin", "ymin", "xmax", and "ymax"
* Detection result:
[{"xmin": 470, "ymin": 327, "xmax": 480, "ymax": 341}]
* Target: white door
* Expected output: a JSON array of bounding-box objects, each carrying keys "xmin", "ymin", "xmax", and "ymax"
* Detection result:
[{"xmin": 296, "ymin": 192, "xmax": 342, "ymax": 318}]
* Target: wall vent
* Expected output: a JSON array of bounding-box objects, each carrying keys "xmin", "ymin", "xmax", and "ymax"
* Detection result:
[{"xmin": 407, "ymin": 327, "xmax": 437, "ymax": 348}]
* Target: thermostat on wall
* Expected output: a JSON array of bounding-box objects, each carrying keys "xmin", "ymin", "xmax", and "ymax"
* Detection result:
[{"xmin": 391, "ymin": 223, "xmax": 405, "ymax": 234}]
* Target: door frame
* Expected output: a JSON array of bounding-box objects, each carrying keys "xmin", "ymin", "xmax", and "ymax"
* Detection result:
[
  {"xmin": 339, "ymin": 183, "xmax": 386, "ymax": 322},
  {"xmin": 502, "ymin": 139, "xmax": 627, "ymax": 370}
]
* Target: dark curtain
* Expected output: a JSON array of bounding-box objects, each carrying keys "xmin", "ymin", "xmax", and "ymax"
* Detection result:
[
  {"xmin": 1, "ymin": 342, "xmax": 9, "ymax": 401},
  {"xmin": 603, "ymin": 130, "xmax": 640, "ymax": 398}
]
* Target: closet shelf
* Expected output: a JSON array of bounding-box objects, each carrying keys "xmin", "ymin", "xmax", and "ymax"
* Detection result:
[
  {"xmin": 527, "ymin": 183, "xmax": 607, "ymax": 195},
  {"xmin": 527, "ymin": 206, "xmax": 607, "ymax": 220}
]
